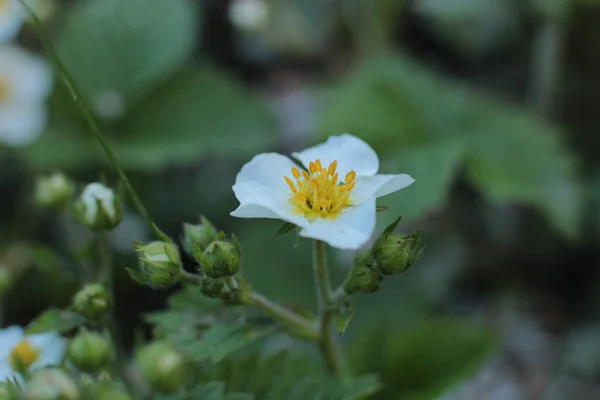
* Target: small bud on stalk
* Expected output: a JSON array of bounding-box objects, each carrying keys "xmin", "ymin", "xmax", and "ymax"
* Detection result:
[
  {"xmin": 136, "ymin": 341, "xmax": 187, "ymax": 394},
  {"xmin": 181, "ymin": 216, "xmax": 218, "ymax": 257},
  {"xmin": 194, "ymin": 235, "xmax": 241, "ymax": 279},
  {"xmin": 72, "ymin": 283, "xmax": 111, "ymax": 322},
  {"xmin": 134, "ymin": 241, "xmax": 183, "ymax": 288},
  {"xmin": 67, "ymin": 329, "xmax": 111, "ymax": 373},
  {"xmin": 33, "ymin": 173, "xmax": 74, "ymax": 210},
  {"xmin": 75, "ymin": 183, "xmax": 122, "ymax": 231}
]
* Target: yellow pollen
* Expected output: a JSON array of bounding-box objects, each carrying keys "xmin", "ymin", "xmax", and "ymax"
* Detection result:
[
  {"xmin": 284, "ymin": 159, "xmax": 356, "ymax": 222},
  {"xmin": 10, "ymin": 340, "xmax": 40, "ymax": 370},
  {"xmin": 0, "ymin": 77, "xmax": 10, "ymax": 104}
]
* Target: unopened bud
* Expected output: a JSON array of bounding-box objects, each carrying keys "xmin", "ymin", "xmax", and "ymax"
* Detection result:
[
  {"xmin": 372, "ymin": 232, "xmax": 423, "ymax": 276},
  {"xmin": 135, "ymin": 241, "xmax": 182, "ymax": 288},
  {"xmin": 34, "ymin": 173, "xmax": 74, "ymax": 210},
  {"xmin": 200, "ymin": 277, "xmax": 224, "ymax": 298},
  {"xmin": 25, "ymin": 368, "xmax": 80, "ymax": 400},
  {"xmin": 195, "ymin": 236, "xmax": 241, "ymax": 279},
  {"xmin": 75, "ymin": 183, "xmax": 122, "ymax": 231},
  {"xmin": 343, "ymin": 263, "xmax": 382, "ymax": 295},
  {"xmin": 72, "ymin": 283, "xmax": 111, "ymax": 322},
  {"xmin": 136, "ymin": 341, "xmax": 187, "ymax": 394},
  {"xmin": 67, "ymin": 329, "xmax": 111, "ymax": 373},
  {"xmin": 181, "ymin": 216, "xmax": 217, "ymax": 257}
]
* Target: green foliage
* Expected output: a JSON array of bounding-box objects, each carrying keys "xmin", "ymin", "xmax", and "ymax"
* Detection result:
[
  {"xmin": 189, "ymin": 382, "xmax": 253, "ymax": 400},
  {"xmin": 25, "ymin": 308, "xmax": 86, "ymax": 334},
  {"xmin": 318, "ymin": 53, "xmax": 582, "ymax": 238},
  {"xmin": 56, "ymin": 0, "xmax": 197, "ymax": 111},
  {"xmin": 334, "ymin": 300, "xmax": 356, "ymax": 334},
  {"xmin": 202, "ymin": 342, "xmax": 381, "ymax": 400},
  {"xmin": 349, "ymin": 318, "xmax": 499, "ymax": 399}
]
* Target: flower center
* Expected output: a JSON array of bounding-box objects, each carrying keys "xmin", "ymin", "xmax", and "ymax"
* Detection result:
[
  {"xmin": 284, "ymin": 159, "xmax": 356, "ymax": 222},
  {"xmin": 10, "ymin": 340, "xmax": 40, "ymax": 370}
]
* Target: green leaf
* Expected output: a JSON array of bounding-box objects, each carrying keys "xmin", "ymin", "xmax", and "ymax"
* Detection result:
[
  {"xmin": 30, "ymin": 246, "xmax": 67, "ymax": 274},
  {"xmin": 190, "ymin": 382, "xmax": 226, "ymax": 400},
  {"xmin": 271, "ymin": 222, "xmax": 296, "ymax": 239},
  {"xmin": 25, "ymin": 308, "xmax": 86, "ymax": 334},
  {"xmin": 56, "ymin": 0, "xmax": 197, "ymax": 114},
  {"xmin": 333, "ymin": 300, "xmax": 356, "ymax": 334},
  {"xmin": 349, "ymin": 317, "xmax": 498, "ymax": 400}
]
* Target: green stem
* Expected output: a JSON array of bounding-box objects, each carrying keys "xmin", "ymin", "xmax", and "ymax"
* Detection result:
[
  {"xmin": 180, "ymin": 270, "xmax": 202, "ymax": 285},
  {"xmin": 245, "ymin": 291, "xmax": 319, "ymax": 342},
  {"xmin": 313, "ymin": 240, "xmax": 344, "ymax": 375},
  {"xmin": 20, "ymin": 1, "xmax": 164, "ymax": 240}
]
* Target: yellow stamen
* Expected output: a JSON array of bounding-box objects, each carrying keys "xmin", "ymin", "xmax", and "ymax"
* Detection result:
[
  {"xmin": 283, "ymin": 159, "xmax": 356, "ymax": 221},
  {"xmin": 345, "ymin": 171, "xmax": 356, "ymax": 183},
  {"xmin": 292, "ymin": 167, "xmax": 301, "ymax": 179},
  {"xmin": 328, "ymin": 161, "xmax": 337, "ymax": 176},
  {"xmin": 10, "ymin": 340, "xmax": 40, "ymax": 371}
]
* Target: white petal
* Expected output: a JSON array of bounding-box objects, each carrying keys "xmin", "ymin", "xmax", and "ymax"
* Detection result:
[
  {"xmin": 0, "ymin": 45, "xmax": 53, "ymax": 102},
  {"xmin": 0, "ymin": 1, "xmax": 25, "ymax": 43},
  {"xmin": 231, "ymin": 153, "xmax": 309, "ymax": 227},
  {"xmin": 299, "ymin": 198, "xmax": 376, "ymax": 250},
  {"xmin": 352, "ymin": 174, "xmax": 415, "ymax": 203},
  {"xmin": 0, "ymin": 326, "xmax": 24, "ymax": 358},
  {"xmin": 292, "ymin": 134, "xmax": 379, "ymax": 177},
  {"xmin": 81, "ymin": 183, "xmax": 116, "ymax": 224},
  {"xmin": 0, "ymin": 361, "xmax": 17, "ymax": 383},
  {"xmin": 28, "ymin": 332, "xmax": 66, "ymax": 369},
  {"xmin": 0, "ymin": 102, "xmax": 46, "ymax": 147}
]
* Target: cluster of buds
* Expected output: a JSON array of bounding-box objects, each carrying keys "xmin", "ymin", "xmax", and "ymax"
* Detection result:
[{"xmin": 343, "ymin": 217, "xmax": 424, "ymax": 295}]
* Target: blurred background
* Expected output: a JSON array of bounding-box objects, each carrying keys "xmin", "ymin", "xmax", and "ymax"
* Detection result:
[{"xmin": 2, "ymin": 0, "xmax": 600, "ymax": 398}]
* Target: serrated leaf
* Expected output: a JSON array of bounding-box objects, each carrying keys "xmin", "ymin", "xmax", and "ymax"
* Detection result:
[
  {"xmin": 271, "ymin": 222, "xmax": 296, "ymax": 239},
  {"xmin": 190, "ymin": 381, "xmax": 225, "ymax": 399},
  {"xmin": 334, "ymin": 300, "xmax": 356, "ymax": 334},
  {"xmin": 167, "ymin": 285, "xmax": 221, "ymax": 311},
  {"xmin": 30, "ymin": 246, "xmax": 66, "ymax": 274},
  {"xmin": 56, "ymin": 0, "xmax": 197, "ymax": 113},
  {"xmin": 25, "ymin": 308, "xmax": 86, "ymax": 334}
]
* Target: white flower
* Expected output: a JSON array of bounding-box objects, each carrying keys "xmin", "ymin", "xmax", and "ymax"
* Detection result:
[
  {"xmin": 0, "ymin": 0, "xmax": 25, "ymax": 43},
  {"xmin": 228, "ymin": 0, "xmax": 269, "ymax": 32},
  {"xmin": 231, "ymin": 134, "xmax": 415, "ymax": 250},
  {"xmin": 0, "ymin": 44, "xmax": 52, "ymax": 147},
  {"xmin": 0, "ymin": 325, "xmax": 66, "ymax": 382}
]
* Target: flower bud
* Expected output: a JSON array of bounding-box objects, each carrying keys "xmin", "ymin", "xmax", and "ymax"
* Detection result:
[
  {"xmin": 372, "ymin": 231, "xmax": 424, "ymax": 276},
  {"xmin": 229, "ymin": 0, "xmax": 270, "ymax": 32},
  {"xmin": 343, "ymin": 263, "xmax": 382, "ymax": 295},
  {"xmin": 75, "ymin": 183, "xmax": 122, "ymax": 231},
  {"xmin": 195, "ymin": 236, "xmax": 241, "ymax": 279},
  {"xmin": 72, "ymin": 283, "xmax": 111, "ymax": 322},
  {"xmin": 25, "ymin": 368, "xmax": 80, "ymax": 400},
  {"xmin": 200, "ymin": 277, "xmax": 224, "ymax": 299},
  {"xmin": 33, "ymin": 173, "xmax": 74, "ymax": 209},
  {"xmin": 136, "ymin": 341, "xmax": 187, "ymax": 394},
  {"xmin": 135, "ymin": 241, "xmax": 182, "ymax": 288},
  {"xmin": 181, "ymin": 216, "xmax": 218, "ymax": 257},
  {"xmin": 67, "ymin": 329, "xmax": 111, "ymax": 373}
]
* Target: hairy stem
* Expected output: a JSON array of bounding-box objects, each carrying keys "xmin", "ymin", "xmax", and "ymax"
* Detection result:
[
  {"xmin": 313, "ymin": 240, "xmax": 344, "ymax": 375},
  {"xmin": 245, "ymin": 291, "xmax": 319, "ymax": 342}
]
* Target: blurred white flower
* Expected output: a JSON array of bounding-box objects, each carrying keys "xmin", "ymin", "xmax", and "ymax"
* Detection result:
[
  {"xmin": 231, "ymin": 134, "xmax": 415, "ymax": 250},
  {"xmin": 0, "ymin": 0, "xmax": 25, "ymax": 43},
  {"xmin": 0, "ymin": 45, "xmax": 52, "ymax": 147},
  {"xmin": 229, "ymin": 0, "xmax": 269, "ymax": 32},
  {"xmin": 0, "ymin": 325, "xmax": 66, "ymax": 382}
]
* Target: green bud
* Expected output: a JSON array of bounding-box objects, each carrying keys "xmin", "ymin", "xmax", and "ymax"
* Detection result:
[
  {"xmin": 181, "ymin": 216, "xmax": 218, "ymax": 257},
  {"xmin": 75, "ymin": 183, "xmax": 122, "ymax": 231},
  {"xmin": 72, "ymin": 283, "xmax": 111, "ymax": 322},
  {"xmin": 67, "ymin": 329, "xmax": 111, "ymax": 373},
  {"xmin": 25, "ymin": 368, "xmax": 80, "ymax": 400},
  {"xmin": 372, "ymin": 231, "xmax": 424, "ymax": 275},
  {"xmin": 343, "ymin": 264, "xmax": 382, "ymax": 295},
  {"xmin": 195, "ymin": 236, "xmax": 241, "ymax": 279},
  {"xmin": 136, "ymin": 341, "xmax": 187, "ymax": 394},
  {"xmin": 135, "ymin": 241, "xmax": 182, "ymax": 288},
  {"xmin": 34, "ymin": 173, "xmax": 74, "ymax": 210},
  {"xmin": 200, "ymin": 277, "xmax": 224, "ymax": 298}
]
